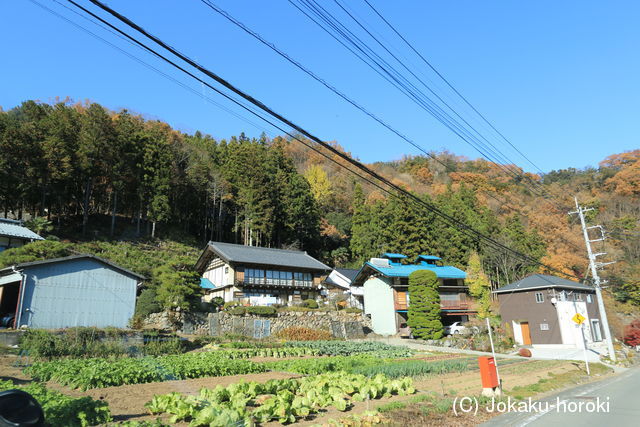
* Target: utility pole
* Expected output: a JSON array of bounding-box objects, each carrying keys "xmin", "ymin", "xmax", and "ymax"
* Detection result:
[{"xmin": 569, "ymin": 197, "xmax": 617, "ymax": 362}]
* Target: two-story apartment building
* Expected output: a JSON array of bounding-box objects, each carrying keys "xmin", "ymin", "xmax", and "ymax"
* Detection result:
[
  {"xmin": 352, "ymin": 253, "xmax": 472, "ymax": 335},
  {"xmin": 194, "ymin": 241, "xmax": 331, "ymax": 306}
]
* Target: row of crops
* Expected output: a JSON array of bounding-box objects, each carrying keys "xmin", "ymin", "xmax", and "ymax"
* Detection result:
[
  {"xmin": 26, "ymin": 352, "xmax": 266, "ymax": 390},
  {"xmin": 145, "ymin": 372, "xmax": 416, "ymax": 425},
  {"xmin": 265, "ymin": 355, "xmax": 472, "ymax": 378},
  {"xmin": 26, "ymin": 341, "xmax": 418, "ymax": 390}
]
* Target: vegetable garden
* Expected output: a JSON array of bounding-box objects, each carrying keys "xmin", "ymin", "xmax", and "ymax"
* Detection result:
[{"xmin": 8, "ymin": 338, "xmax": 500, "ymax": 425}]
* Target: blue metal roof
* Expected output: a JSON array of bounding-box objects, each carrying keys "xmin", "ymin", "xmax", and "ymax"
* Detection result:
[
  {"xmin": 361, "ymin": 261, "xmax": 467, "ymax": 280},
  {"xmin": 200, "ymin": 277, "xmax": 216, "ymax": 289},
  {"xmin": 0, "ymin": 219, "xmax": 43, "ymax": 241},
  {"xmin": 416, "ymin": 255, "xmax": 441, "ymax": 261},
  {"xmin": 382, "ymin": 253, "xmax": 407, "ymax": 259}
]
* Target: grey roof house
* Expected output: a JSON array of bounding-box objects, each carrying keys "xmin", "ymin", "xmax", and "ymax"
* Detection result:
[
  {"xmin": 494, "ymin": 274, "xmax": 605, "ymax": 349},
  {"xmin": 0, "ymin": 254, "xmax": 144, "ymax": 329},
  {"xmin": 195, "ymin": 241, "xmax": 331, "ymax": 306},
  {"xmin": 0, "ymin": 218, "xmax": 44, "ymax": 252}
]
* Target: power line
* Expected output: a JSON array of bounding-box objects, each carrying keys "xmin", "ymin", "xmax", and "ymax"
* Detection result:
[
  {"xmin": 198, "ymin": 0, "xmax": 515, "ymax": 208},
  {"xmin": 65, "ymin": 0, "xmax": 580, "ymax": 280},
  {"xmin": 361, "ymin": 0, "xmax": 548, "ymax": 176},
  {"xmin": 291, "ymin": 0, "xmax": 565, "ymax": 207}
]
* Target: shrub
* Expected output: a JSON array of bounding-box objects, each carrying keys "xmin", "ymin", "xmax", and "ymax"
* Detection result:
[
  {"xmin": 301, "ymin": 299, "xmax": 319, "ymax": 309},
  {"xmin": 228, "ymin": 306, "xmax": 247, "ymax": 316},
  {"xmin": 135, "ymin": 288, "xmax": 162, "ymax": 318},
  {"xmin": 223, "ymin": 301, "xmax": 242, "ymax": 310},
  {"xmin": 623, "ymin": 320, "xmax": 640, "ymax": 347},
  {"xmin": 407, "ymin": 270, "xmax": 443, "ymax": 339},
  {"xmin": 343, "ymin": 307, "xmax": 363, "ymax": 313},
  {"xmin": 246, "ymin": 306, "xmax": 277, "ymax": 316},
  {"xmin": 143, "ymin": 336, "xmax": 186, "ymax": 356},
  {"xmin": 275, "ymin": 327, "xmax": 333, "ymax": 341},
  {"xmin": 19, "ymin": 328, "xmax": 128, "ymax": 359}
]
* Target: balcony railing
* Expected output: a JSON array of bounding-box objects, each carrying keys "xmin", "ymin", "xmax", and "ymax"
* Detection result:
[
  {"xmin": 394, "ymin": 299, "xmax": 475, "ymax": 311},
  {"xmin": 240, "ymin": 277, "xmax": 314, "ymax": 288}
]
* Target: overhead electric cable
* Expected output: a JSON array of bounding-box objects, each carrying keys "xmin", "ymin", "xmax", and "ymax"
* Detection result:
[
  {"xmin": 198, "ymin": 0, "xmax": 517, "ymax": 208},
  {"xmin": 65, "ymin": 0, "xmax": 580, "ymax": 279},
  {"xmin": 361, "ymin": 0, "xmax": 548, "ymax": 176},
  {"xmin": 291, "ymin": 0, "xmax": 564, "ymax": 206}
]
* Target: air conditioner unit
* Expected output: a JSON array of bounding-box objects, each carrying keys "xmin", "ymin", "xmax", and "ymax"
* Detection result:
[{"xmin": 370, "ymin": 258, "xmax": 390, "ymax": 268}]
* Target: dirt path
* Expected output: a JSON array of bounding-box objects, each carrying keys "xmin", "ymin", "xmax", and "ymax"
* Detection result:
[{"xmin": 0, "ymin": 355, "xmax": 32, "ymax": 385}]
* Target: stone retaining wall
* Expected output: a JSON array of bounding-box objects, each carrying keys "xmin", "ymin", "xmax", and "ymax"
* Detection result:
[{"xmin": 144, "ymin": 310, "xmax": 371, "ymax": 339}]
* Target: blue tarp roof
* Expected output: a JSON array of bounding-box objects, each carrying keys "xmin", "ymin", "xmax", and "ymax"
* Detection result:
[{"xmin": 360, "ymin": 261, "xmax": 467, "ymax": 280}]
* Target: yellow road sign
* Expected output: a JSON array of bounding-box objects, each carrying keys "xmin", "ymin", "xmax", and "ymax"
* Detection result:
[{"xmin": 572, "ymin": 313, "xmax": 586, "ymax": 325}]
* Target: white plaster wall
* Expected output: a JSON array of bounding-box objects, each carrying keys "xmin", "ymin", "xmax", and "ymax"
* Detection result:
[
  {"xmin": 363, "ymin": 277, "xmax": 396, "ymax": 335},
  {"xmin": 556, "ymin": 300, "xmax": 591, "ymax": 348}
]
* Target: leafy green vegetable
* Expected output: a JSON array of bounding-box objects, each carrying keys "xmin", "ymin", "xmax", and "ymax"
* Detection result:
[
  {"xmin": 0, "ymin": 380, "xmax": 111, "ymax": 426},
  {"xmin": 145, "ymin": 371, "xmax": 415, "ymax": 426}
]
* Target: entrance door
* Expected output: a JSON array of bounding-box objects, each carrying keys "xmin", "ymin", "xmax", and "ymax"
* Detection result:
[{"xmin": 521, "ymin": 322, "xmax": 532, "ymax": 345}]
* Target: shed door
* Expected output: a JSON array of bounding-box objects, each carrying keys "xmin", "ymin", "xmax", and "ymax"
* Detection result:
[
  {"xmin": 253, "ymin": 319, "xmax": 271, "ymax": 339},
  {"xmin": 521, "ymin": 322, "xmax": 532, "ymax": 345}
]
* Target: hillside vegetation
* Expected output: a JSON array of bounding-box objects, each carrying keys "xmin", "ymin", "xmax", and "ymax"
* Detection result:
[{"xmin": 1, "ymin": 99, "xmax": 638, "ymax": 317}]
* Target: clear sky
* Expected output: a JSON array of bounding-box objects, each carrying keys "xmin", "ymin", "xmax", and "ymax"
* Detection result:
[{"xmin": 2, "ymin": 0, "xmax": 639, "ymax": 172}]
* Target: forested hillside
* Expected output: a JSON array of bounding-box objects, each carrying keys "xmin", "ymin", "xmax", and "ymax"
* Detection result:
[{"xmin": 0, "ymin": 99, "xmax": 638, "ymax": 310}]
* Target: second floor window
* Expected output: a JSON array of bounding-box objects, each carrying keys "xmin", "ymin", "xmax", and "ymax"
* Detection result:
[
  {"xmin": 294, "ymin": 272, "xmax": 312, "ymax": 285},
  {"xmin": 245, "ymin": 268, "xmax": 265, "ymax": 283},
  {"xmin": 535, "ymin": 292, "xmax": 544, "ymax": 303}
]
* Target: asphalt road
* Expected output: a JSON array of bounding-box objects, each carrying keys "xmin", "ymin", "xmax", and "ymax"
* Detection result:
[{"xmin": 481, "ymin": 366, "xmax": 639, "ymax": 427}]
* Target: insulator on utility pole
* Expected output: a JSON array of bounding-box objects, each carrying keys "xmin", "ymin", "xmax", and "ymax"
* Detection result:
[{"xmin": 569, "ymin": 196, "xmax": 617, "ymax": 362}]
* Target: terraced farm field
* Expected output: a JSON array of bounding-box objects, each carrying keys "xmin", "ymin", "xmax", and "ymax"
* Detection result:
[{"xmin": 2, "ymin": 339, "xmax": 611, "ymax": 426}]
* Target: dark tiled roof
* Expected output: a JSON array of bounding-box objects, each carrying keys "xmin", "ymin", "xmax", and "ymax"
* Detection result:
[
  {"xmin": 493, "ymin": 274, "xmax": 593, "ymax": 294},
  {"xmin": 335, "ymin": 268, "xmax": 359, "ymax": 281},
  {"xmin": 0, "ymin": 254, "xmax": 145, "ymax": 280},
  {"xmin": 195, "ymin": 241, "xmax": 330, "ymax": 272}
]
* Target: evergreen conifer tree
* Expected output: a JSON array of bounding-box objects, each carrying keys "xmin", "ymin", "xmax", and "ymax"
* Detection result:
[{"xmin": 408, "ymin": 270, "xmax": 443, "ymax": 339}]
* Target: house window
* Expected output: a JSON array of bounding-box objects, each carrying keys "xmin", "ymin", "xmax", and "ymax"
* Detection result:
[
  {"xmin": 294, "ymin": 272, "xmax": 312, "ymax": 286},
  {"xmin": 540, "ymin": 323, "xmax": 549, "ymax": 331},
  {"xmin": 558, "ymin": 291, "xmax": 567, "ymax": 301},
  {"xmin": 535, "ymin": 292, "xmax": 544, "ymax": 303},
  {"xmin": 591, "ymin": 319, "xmax": 602, "ymax": 341},
  {"xmin": 245, "ymin": 268, "xmax": 265, "ymax": 284},
  {"xmin": 575, "ymin": 293, "xmax": 583, "ymax": 301},
  {"xmin": 587, "ymin": 294, "xmax": 593, "ymax": 303}
]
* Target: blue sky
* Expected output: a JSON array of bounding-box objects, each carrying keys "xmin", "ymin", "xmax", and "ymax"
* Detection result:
[{"xmin": 2, "ymin": 0, "xmax": 638, "ymax": 172}]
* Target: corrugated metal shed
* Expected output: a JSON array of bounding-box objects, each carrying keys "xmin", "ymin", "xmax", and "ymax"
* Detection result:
[
  {"xmin": 0, "ymin": 255, "xmax": 142, "ymax": 329},
  {"xmin": 0, "ymin": 219, "xmax": 43, "ymax": 241}
]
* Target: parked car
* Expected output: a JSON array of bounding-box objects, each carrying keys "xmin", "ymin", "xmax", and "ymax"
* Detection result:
[{"xmin": 444, "ymin": 322, "xmax": 468, "ymax": 335}]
